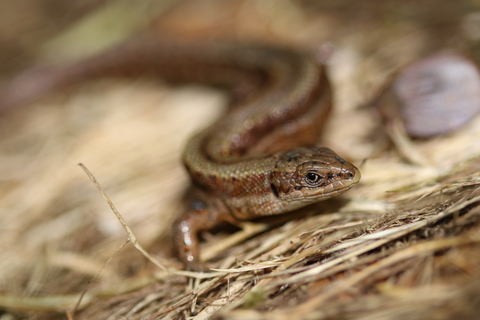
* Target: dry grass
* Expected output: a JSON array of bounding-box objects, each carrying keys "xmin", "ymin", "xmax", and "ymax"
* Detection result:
[{"xmin": 1, "ymin": 1, "xmax": 480, "ymax": 319}]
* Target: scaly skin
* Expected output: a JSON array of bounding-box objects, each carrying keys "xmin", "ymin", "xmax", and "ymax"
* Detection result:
[{"xmin": 0, "ymin": 38, "xmax": 361, "ymax": 270}]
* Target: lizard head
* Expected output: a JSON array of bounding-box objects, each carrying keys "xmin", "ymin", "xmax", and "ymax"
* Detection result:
[{"xmin": 269, "ymin": 147, "xmax": 360, "ymax": 205}]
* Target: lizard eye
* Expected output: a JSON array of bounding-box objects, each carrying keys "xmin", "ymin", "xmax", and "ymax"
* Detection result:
[{"xmin": 304, "ymin": 172, "xmax": 323, "ymax": 186}]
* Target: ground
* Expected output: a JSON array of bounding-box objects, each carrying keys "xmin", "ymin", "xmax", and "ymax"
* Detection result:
[{"xmin": 0, "ymin": 1, "xmax": 480, "ymax": 319}]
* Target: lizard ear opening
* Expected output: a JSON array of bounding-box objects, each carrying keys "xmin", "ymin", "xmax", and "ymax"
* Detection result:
[{"xmin": 270, "ymin": 183, "xmax": 279, "ymax": 198}]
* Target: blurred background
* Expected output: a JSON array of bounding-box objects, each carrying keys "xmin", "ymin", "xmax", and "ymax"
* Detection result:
[{"xmin": 2, "ymin": 0, "xmax": 477, "ymax": 72}]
